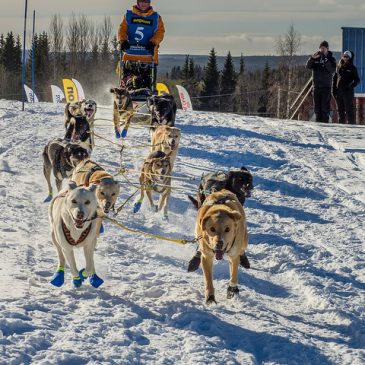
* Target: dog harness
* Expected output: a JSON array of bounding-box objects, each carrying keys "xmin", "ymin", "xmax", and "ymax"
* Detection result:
[
  {"xmin": 75, "ymin": 161, "xmax": 106, "ymax": 187},
  {"xmin": 61, "ymin": 220, "xmax": 93, "ymax": 246}
]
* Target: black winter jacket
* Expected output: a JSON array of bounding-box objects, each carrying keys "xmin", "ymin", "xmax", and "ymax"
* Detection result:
[
  {"xmin": 333, "ymin": 59, "xmax": 360, "ymax": 94},
  {"xmin": 306, "ymin": 51, "xmax": 336, "ymax": 89}
]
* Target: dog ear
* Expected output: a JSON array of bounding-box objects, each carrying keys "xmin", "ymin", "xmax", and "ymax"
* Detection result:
[
  {"xmin": 69, "ymin": 181, "xmax": 77, "ymax": 190},
  {"xmin": 200, "ymin": 214, "xmax": 211, "ymax": 232},
  {"xmin": 227, "ymin": 210, "xmax": 242, "ymax": 222},
  {"xmin": 88, "ymin": 184, "xmax": 97, "ymax": 192},
  {"xmin": 110, "ymin": 88, "xmax": 116, "ymax": 94}
]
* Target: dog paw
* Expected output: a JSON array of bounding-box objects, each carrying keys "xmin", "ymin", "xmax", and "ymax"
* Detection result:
[
  {"xmin": 121, "ymin": 128, "xmax": 128, "ymax": 138},
  {"xmin": 50, "ymin": 268, "xmax": 64, "ymax": 287},
  {"xmin": 240, "ymin": 253, "xmax": 250, "ymax": 269},
  {"xmin": 206, "ymin": 295, "xmax": 217, "ymax": 305},
  {"xmin": 79, "ymin": 269, "xmax": 88, "ymax": 282},
  {"xmin": 115, "ymin": 130, "xmax": 121, "ymax": 139},
  {"xmin": 133, "ymin": 200, "xmax": 142, "ymax": 213},
  {"xmin": 162, "ymin": 214, "xmax": 169, "ymax": 221},
  {"xmin": 227, "ymin": 286, "xmax": 239, "ymax": 299},
  {"xmin": 89, "ymin": 273, "xmax": 104, "ymax": 288},
  {"xmin": 153, "ymin": 205, "xmax": 158, "ymax": 213},
  {"xmin": 187, "ymin": 256, "xmax": 201, "ymax": 272},
  {"xmin": 43, "ymin": 195, "xmax": 53, "ymax": 203},
  {"xmin": 73, "ymin": 276, "xmax": 83, "ymax": 288}
]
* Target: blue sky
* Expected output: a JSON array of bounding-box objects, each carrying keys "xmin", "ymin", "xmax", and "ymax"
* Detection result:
[{"xmin": 1, "ymin": 0, "xmax": 365, "ymax": 55}]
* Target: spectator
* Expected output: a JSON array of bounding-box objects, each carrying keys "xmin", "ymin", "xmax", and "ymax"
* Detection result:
[
  {"xmin": 306, "ymin": 41, "xmax": 336, "ymax": 123},
  {"xmin": 333, "ymin": 51, "xmax": 360, "ymax": 124}
]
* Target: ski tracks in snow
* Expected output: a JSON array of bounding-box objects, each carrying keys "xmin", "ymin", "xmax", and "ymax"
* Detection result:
[{"xmin": 0, "ymin": 102, "xmax": 364, "ymax": 364}]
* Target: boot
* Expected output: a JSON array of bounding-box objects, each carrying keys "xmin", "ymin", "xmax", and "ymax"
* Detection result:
[
  {"xmin": 240, "ymin": 252, "xmax": 250, "ymax": 269},
  {"xmin": 187, "ymin": 250, "xmax": 202, "ymax": 272}
]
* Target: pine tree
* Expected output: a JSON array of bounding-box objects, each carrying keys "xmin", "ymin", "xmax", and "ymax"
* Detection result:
[
  {"xmin": 201, "ymin": 48, "xmax": 220, "ymax": 111},
  {"xmin": 220, "ymin": 51, "xmax": 236, "ymax": 111},
  {"xmin": 235, "ymin": 53, "xmax": 248, "ymax": 113},
  {"xmin": 181, "ymin": 55, "xmax": 190, "ymax": 81},
  {"xmin": 258, "ymin": 60, "xmax": 271, "ymax": 116}
]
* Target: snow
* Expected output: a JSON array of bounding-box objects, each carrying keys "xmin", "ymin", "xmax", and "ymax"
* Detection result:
[{"xmin": 0, "ymin": 99, "xmax": 365, "ymax": 365}]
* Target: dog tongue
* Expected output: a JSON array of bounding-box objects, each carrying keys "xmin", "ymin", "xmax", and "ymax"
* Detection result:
[{"xmin": 215, "ymin": 250, "xmax": 224, "ymax": 260}]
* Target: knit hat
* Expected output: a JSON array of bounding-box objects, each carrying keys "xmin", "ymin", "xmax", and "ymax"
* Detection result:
[
  {"xmin": 319, "ymin": 40, "xmax": 329, "ymax": 49},
  {"xmin": 343, "ymin": 50, "xmax": 352, "ymax": 59}
]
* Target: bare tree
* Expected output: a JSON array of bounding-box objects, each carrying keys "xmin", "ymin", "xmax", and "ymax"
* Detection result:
[
  {"xmin": 66, "ymin": 13, "xmax": 79, "ymax": 76},
  {"xmin": 78, "ymin": 14, "xmax": 92, "ymax": 68},
  {"xmin": 276, "ymin": 23, "xmax": 302, "ymax": 118},
  {"xmin": 100, "ymin": 16, "xmax": 113, "ymax": 63},
  {"xmin": 49, "ymin": 14, "xmax": 64, "ymax": 82}
]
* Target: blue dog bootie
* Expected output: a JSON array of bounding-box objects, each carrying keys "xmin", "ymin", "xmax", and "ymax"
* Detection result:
[
  {"xmin": 121, "ymin": 128, "xmax": 128, "ymax": 138},
  {"xmin": 115, "ymin": 129, "xmax": 121, "ymax": 139},
  {"xmin": 79, "ymin": 269, "xmax": 88, "ymax": 282},
  {"xmin": 89, "ymin": 273, "xmax": 104, "ymax": 288},
  {"xmin": 44, "ymin": 194, "xmax": 53, "ymax": 203},
  {"xmin": 50, "ymin": 267, "xmax": 65, "ymax": 287},
  {"xmin": 99, "ymin": 223, "xmax": 104, "ymax": 234},
  {"xmin": 133, "ymin": 199, "xmax": 143, "ymax": 213},
  {"xmin": 73, "ymin": 275, "xmax": 83, "ymax": 288}
]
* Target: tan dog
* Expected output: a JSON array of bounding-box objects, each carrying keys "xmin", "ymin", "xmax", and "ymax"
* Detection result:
[
  {"xmin": 134, "ymin": 151, "xmax": 172, "ymax": 219},
  {"xmin": 151, "ymin": 126, "xmax": 181, "ymax": 168},
  {"xmin": 110, "ymin": 87, "xmax": 134, "ymax": 139},
  {"xmin": 195, "ymin": 189, "xmax": 248, "ymax": 304},
  {"xmin": 64, "ymin": 101, "xmax": 82, "ymax": 130},
  {"xmin": 72, "ymin": 160, "xmax": 120, "ymax": 214}
]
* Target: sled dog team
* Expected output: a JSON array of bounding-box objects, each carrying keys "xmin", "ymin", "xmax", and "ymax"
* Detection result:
[{"xmin": 43, "ymin": 90, "xmax": 254, "ymax": 303}]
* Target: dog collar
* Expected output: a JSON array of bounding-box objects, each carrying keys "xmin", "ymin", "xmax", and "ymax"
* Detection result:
[
  {"xmin": 203, "ymin": 196, "xmax": 234, "ymax": 207},
  {"xmin": 61, "ymin": 219, "xmax": 92, "ymax": 246}
]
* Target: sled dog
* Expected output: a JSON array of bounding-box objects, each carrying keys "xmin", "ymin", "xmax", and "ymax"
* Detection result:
[
  {"xmin": 147, "ymin": 94, "xmax": 177, "ymax": 128},
  {"xmin": 134, "ymin": 151, "xmax": 172, "ymax": 219},
  {"xmin": 72, "ymin": 160, "xmax": 120, "ymax": 214},
  {"xmin": 110, "ymin": 87, "xmax": 134, "ymax": 139},
  {"xmin": 48, "ymin": 181, "xmax": 104, "ymax": 288},
  {"xmin": 195, "ymin": 189, "xmax": 248, "ymax": 304},
  {"xmin": 151, "ymin": 125, "xmax": 181, "ymax": 168},
  {"xmin": 43, "ymin": 139, "xmax": 89, "ymax": 202}
]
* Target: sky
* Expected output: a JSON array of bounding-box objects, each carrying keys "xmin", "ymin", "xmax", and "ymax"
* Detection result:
[{"xmin": 1, "ymin": 0, "xmax": 365, "ymax": 56}]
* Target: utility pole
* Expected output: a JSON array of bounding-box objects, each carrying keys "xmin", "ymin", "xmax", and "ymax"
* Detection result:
[{"xmin": 21, "ymin": 0, "xmax": 28, "ymax": 111}]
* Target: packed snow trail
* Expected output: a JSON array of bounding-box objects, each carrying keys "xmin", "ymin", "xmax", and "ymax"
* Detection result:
[{"xmin": 0, "ymin": 100, "xmax": 364, "ymax": 365}]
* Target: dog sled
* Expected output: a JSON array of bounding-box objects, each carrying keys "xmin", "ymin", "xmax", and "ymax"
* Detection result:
[{"xmin": 119, "ymin": 45, "xmax": 158, "ymax": 121}]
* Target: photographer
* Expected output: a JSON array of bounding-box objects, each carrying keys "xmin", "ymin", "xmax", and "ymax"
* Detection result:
[{"xmin": 306, "ymin": 41, "xmax": 336, "ymax": 123}]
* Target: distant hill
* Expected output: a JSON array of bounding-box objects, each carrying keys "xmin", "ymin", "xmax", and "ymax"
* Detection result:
[{"xmin": 158, "ymin": 53, "xmax": 342, "ymax": 76}]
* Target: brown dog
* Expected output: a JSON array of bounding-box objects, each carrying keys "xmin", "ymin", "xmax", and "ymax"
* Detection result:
[
  {"xmin": 151, "ymin": 125, "xmax": 181, "ymax": 169},
  {"xmin": 72, "ymin": 160, "xmax": 120, "ymax": 214},
  {"xmin": 110, "ymin": 87, "xmax": 134, "ymax": 139},
  {"xmin": 134, "ymin": 151, "xmax": 172, "ymax": 219},
  {"xmin": 195, "ymin": 189, "xmax": 248, "ymax": 304}
]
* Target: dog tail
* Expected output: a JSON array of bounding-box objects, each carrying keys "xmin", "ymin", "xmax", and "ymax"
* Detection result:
[{"xmin": 188, "ymin": 195, "xmax": 199, "ymax": 210}]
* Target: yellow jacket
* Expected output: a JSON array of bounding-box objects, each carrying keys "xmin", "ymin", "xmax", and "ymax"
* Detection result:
[{"xmin": 118, "ymin": 6, "xmax": 165, "ymax": 63}]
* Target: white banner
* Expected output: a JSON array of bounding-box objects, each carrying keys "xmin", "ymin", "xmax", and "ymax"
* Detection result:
[
  {"xmin": 176, "ymin": 85, "xmax": 193, "ymax": 112},
  {"xmin": 24, "ymin": 84, "xmax": 39, "ymax": 103},
  {"xmin": 72, "ymin": 78, "xmax": 85, "ymax": 100},
  {"xmin": 51, "ymin": 85, "xmax": 65, "ymax": 104}
]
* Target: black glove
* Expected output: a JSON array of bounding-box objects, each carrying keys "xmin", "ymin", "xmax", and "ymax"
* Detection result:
[
  {"xmin": 145, "ymin": 41, "xmax": 155, "ymax": 52},
  {"xmin": 120, "ymin": 40, "xmax": 130, "ymax": 51}
]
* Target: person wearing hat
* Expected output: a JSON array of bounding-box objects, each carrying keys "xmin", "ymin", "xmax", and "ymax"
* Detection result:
[
  {"xmin": 118, "ymin": 0, "xmax": 165, "ymax": 65},
  {"xmin": 306, "ymin": 41, "xmax": 337, "ymax": 123},
  {"xmin": 333, "ymin": 51, "xmax": 360, "ymax": 124}
]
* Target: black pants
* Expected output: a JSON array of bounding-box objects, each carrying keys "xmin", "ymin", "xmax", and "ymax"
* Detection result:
[
  {"xmin": 336, "ymin": 89, "xmax": 355, "ymax": 124},
  {"xmin": 314, "ymin": 87, "xmax": 332, "ymax": 123}
]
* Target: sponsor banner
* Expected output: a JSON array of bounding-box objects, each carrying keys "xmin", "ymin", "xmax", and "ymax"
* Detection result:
[
  {"xmin": 51, "ymin": 85, "xmax": 65, "ymax": 104},
  {"xmin": 156, "ymin": 83, "xmax": 170, "ymax": 96},
  {"xmin": 24, "ymin": 84, "xmax": 39, "ymax": 103},
  {"xmin": 176, "ymin": 85, "xmax": 193, "ymax": 112},
  {"xmin": 72, "ymin": 78, "xmax": 85, "ymax": 100},
  {"xmin": 62, "ymin": 79, "xmax": 79, "ymax": 103}
]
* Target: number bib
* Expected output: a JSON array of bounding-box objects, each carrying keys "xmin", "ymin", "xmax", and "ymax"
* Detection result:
[{"xmin": 126, "ymin": 10, "xmax": 159, "ymax": 56}]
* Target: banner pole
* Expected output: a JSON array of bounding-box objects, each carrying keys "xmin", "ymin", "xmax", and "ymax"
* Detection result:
[
  {"xmin": 31, "ymin": 10, "xmax": 36, "ymax": 102},
  {"xmin": 21, "ymin": 0, "xmax": 28, "ymax": 111}
]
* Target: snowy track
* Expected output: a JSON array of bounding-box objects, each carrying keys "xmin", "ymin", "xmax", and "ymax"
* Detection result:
[{"xmin": 0, "ymin": 100, "xmax": 364, "ymax": 364}]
